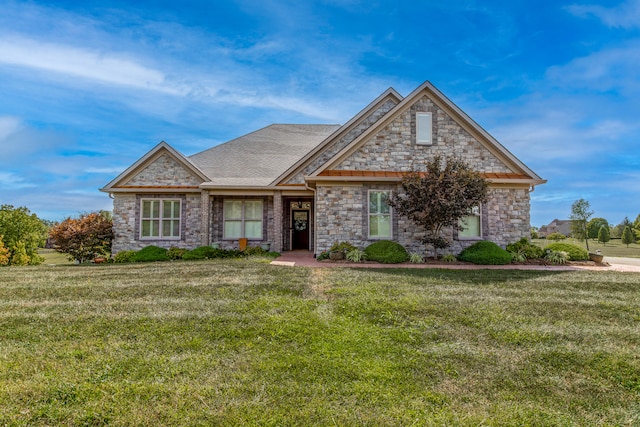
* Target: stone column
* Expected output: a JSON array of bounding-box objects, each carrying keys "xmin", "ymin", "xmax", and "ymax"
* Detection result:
[
  {"xmin": 200, "ymin": 190, "xmax": 210, "ymax": 246},
  {"xmin": 273, "ymin": 190, "xmax": 283, "ymax": 252}
]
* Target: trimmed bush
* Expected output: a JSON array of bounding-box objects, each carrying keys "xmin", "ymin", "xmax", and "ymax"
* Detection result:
[
  {"xmin": 329, "ymin": 241, "xmax": 358, "ymax": 254},
  {"xmin": 363, "ymin": 240, "xmax": 409, "ymax": 264},
  {"xmin": 544, "ymin": 243, "xmax": 589, "ymax": 261},
  {"xmin": 183, "ymin": 246, "xmax": 244, "ymax": 260},
  {"xmin": 506, "ymin": 237, "xmax": 544, "ymax": 260},
  {"xmin": 113, "ymin": 250, "xmax": 136, "ymax": 263},
  {"xmin": 130, "ymin": 245, "xmax": 169, "ymax": 263},
  {"xmin": 167, "ymin": 246, "xmax": 187, "ymax": 260},
  {"xmin": 546, "ymin": 232, "xmax": 566, "ymax": 241},
  {"xmin": 458, "ymin": 241, "xmax": 512, "ymax": 265}
]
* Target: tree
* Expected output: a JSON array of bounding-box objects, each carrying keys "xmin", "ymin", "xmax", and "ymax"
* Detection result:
[
  {"xmin": 49, "ymin": 212, "xmax": 114, "ymax": 263},
  {"xmin": 530, "ymin": 226, "xmax": 539, "ymax": 239},
  {"xmin": 0, "ymin": 235, "xmax": 9, "ymax": 266},
  {"xmin": 10, "ymin": 241, "xmax": 31, "ymax": 266},
  {"xmin": 389, "ymin": 155, "xmax": 489, "ymax": 257},
  {"xmin": 587, "ymin": 218, "xmax": 609, "ymax": 240},
  {"xmin": 622, "ymin": 226, "xmax": 635, "ymax": 247},
  {"xmin": 0, "ymin": 205, "xmax": 47, "ymax": 265},
  {"xmin": 570, "ymin": 199, "xmax": 594, "ymax": 251},
  {"xmin": 597, "ymin": 225, "xmax": 610, "ymax": 245}
]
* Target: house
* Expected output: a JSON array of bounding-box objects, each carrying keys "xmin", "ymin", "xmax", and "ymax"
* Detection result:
[
  {"xmin": 538, "ymin": 219, "xmax": 572, "ymax": 238},
  {"xmin": 101, "ymin": 81, "xmax": 546, "ymax": 256}
]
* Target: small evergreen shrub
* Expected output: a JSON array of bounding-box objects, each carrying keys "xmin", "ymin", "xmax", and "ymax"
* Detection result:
[
  {"xmin": 544, "ymin": 243, "xmax": 589, "ymax": 261},
  {"xmin": 130, "ymin": 245, "xmax": 169, "ymax": 262},
  {"xmin": 167, "ymin": 246, "xmax": 187, "ymax": 260},
  {"xmin": 316, "ymin": 251, "xmax": 330, "ymax": 261},
  {"xmin": 546, "ymin": 232, "xmax": 566, "ymax": 241},
  {"xmin": 363, "ymin": 240, "xmax": 409, "ymax": 264},
  {"xmin": 458, "ymin": 241, "xmax": 512, "ymax": 265},
  {"xmin": 506, "ymin": 237, "xmax": 544, "ymax": 260},
  {"xmin": 243, "ymin": 246, "xmax": 267, "ymax": 256},
  {"xmin": 183, "ymin": 246, "xmax": 244, "ymax": 260},
  {"xmin": 113, "ymin": 250, "xmax": 136, "ymax": 263}
]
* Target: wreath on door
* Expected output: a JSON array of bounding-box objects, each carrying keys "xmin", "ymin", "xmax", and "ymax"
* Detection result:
[{"xmin": 294, "ymin": 219, "xmax": 307, "ymax": 231}]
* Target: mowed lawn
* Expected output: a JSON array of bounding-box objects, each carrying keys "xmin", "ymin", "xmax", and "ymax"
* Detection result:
[{"xmin": 1, "ymin": 261, "xmax": 639, "ymax": 426}]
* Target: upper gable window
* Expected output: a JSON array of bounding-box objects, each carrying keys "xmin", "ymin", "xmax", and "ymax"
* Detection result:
[{"xmin": 416, "ymin": 112, "xmax": 432, "ymax": 145}]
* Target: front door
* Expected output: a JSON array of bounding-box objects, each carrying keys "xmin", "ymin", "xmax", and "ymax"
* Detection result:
[{"xmin": 292, "ymin": 210, "xmax": 309, "ymax": 250}]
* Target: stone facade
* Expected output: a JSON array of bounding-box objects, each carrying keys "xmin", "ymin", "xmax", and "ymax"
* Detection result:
[
  {"xmin": 337, "ymin": 96, "xmax": 511, "ymax": 173},
  {"xmin": 124, "ymin": 153, "xmax": 203, "ymax": 186},
  {"xmin": 314, "ymin": 184, "xmax": 530, "ymax": 255},
  {"xmin": 111, "ymin": 193, "xmax": 202, "ymax": 253}
]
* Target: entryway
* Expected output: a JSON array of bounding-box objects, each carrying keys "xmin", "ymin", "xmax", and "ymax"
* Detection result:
[{"xmin": 292, "ymin": 210, "xmax": 309, "ymax": 250}]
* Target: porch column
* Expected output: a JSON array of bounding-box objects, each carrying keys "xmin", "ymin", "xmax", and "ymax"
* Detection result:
[
  {"xmin": 273, "ymin": 190, "xmax": 283, "ymax": 252},
  {"xmin": 200, "ymin": 190, "xmax": 210, "ymax": 246}
]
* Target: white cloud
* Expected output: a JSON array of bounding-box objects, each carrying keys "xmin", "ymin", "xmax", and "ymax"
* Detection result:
[
  {"xmin": 0, "ymin": 171, "xmax": 37, "ymax": 189},
  {"xmin": 0, "ymin": 36, "xmax": 185, "ymax": 95},
  {"xmin": 567, "ymin": 0, "xmax": 640, "ymax": 29}
]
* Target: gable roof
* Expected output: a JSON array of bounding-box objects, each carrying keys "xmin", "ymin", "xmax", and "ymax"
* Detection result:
[
  {"xmin": 189, "ymin": 124, "xmax": 340, "ymax": 187},
  {"xmin": 271, "ymin": 88, "xmax": 403, "ymax": 186},
  {"xmin": 310, "ymin": 81, "xmax": 545, "ymax": 185},
  {"xmin": 100, "ymin": 141, "xmax": 208, "ymax": 192}
]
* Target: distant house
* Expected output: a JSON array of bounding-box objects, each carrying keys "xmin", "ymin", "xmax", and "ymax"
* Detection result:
[
  {"xmin": 101, "ymin": 81, "xmax": 546, "ymax": 256},
  {"xmin": 539, "ymin": 219, "xmax": 572, "ymax": 238}
]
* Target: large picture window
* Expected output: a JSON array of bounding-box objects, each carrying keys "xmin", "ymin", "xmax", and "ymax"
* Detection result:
[
  {"xmin": 224, "ymin": 200, "xmax": 263, "ymax": 239},
  {"xmin": 369, "ymin": 190, "xmax": 392, "ymax": 239},
  {"xmin": 140, "ymin": 199, "xmax": 181, "ymax": 239},
  {"xmin": 458, "ymin": 206, "xmax": 481, "ymax": 239}
]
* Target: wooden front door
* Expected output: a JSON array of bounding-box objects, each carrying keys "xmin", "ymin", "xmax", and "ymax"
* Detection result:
[{"xmin": 292, "ymin": 210, "xmax": 309, "ymax": 250}]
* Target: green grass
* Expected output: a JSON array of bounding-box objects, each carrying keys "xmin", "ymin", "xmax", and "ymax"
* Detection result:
[
  {"xmin": 534, "ymin": 237, "xmax": 640, "ymax": 258},
  {"xmin": 38, "ymin": 248, "xmax": 74, "ymax": 265},
  {"xmin": 1, "ymin": 261, "xmax": 639, "ymax": 425}
]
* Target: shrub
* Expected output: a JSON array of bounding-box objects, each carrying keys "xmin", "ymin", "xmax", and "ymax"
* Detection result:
[
  {"xmin": 10, "ymin": 241, "xmax": 31, "ymax": 266},
  {"xmin": 544, "ymin": 243, "xmax": 589, "ymax": 261},
  {"xmin": 506, "ymin": 237, "xmax": 544, "ymax": 260},
  {"xmin": 182, "ymin": 246, "xmax": 244, "ymax": 260},
  {"xmin": 363, "ymin": 240, "xmax": 409, "ymax": 264},
  {"xmin": 130, "ymin": 246, "xmax": 169, "ymax": 263},
  {"xmin": 167, "ymin": 246, "xmax": 187, "ymax": 260},
  {"xmin": 441, "ymin": 254, "xmax": 457, "ymax": 263},
  {"xmin": 316, "ymin": 251, "xmax": 330, "ymax": 261},
  {"xmin": 113, "ymin": 250, "xmax": 136, "ymax": 263},
  {"xmin": 330, "ymin": 241, "xmax": 358, "ymax": 254},
  {"xmin": 0, "ymin": 235, "xmax": 10, "ymax": 266},
  {"xmin": 409, "ymin": 252, "xmax": 424, "ymax": 263},
  {"xmin": 346, "ymin": 249, "xmax": 366, "ymax": 263},
  {"xmin": 243, "ymin": 246, "xmax": 267, "ymax": 256},
  {"xmin": 546, "ymin": 232, "xmax": 566, "ymax": 241},
  {"xmin": 545, "ymin": 250, "xmax": 569, "ymax": 265},
  {"xmin": 458, "ymin": 241, "xmax": 512, "ymax": 265}
]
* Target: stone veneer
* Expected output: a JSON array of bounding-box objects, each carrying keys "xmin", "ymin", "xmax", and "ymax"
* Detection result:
[
  {"xmin": 125, "ymin": 153, "xmax": 203, "ymax": 186},
  {"xmin": 315, "ymin": 184, "xmax": 530, "ymax": 255},
  {"xmin": 337, "ymin": 96, "xmax": 512, "ymax": 173},
  {"xmin": 111, "ymin": 193, "xmax": 202, "ymax": 254}
]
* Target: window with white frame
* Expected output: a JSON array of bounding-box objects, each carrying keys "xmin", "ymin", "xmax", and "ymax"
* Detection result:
[
  {"xmin": 458, "ymin": 206, "xmax": 481, "ymax": 239},
  {"xmin": 223, "ymin": 200, "xmax": 263, "ymax": 239},
  {"xmin": 140, "ymin": 199, "xmax": 181, "ymax": 239},
  {"xmin": 416, "ymin": 111, "xmax": 432, "ymax": 145},
  {"xmin": 368, "ymin": 190, "xmax": 392, "ymax": 239}
]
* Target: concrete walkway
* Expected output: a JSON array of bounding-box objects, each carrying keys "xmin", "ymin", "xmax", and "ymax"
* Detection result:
[{"xmin": 271, "ymin": 251, "xmax": 640, "ymax": 273}]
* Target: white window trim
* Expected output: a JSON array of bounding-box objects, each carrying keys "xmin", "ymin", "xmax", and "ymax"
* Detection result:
[
  {"xmin": 368, "ymin": 190, "xmax": 393, "ymax": 239},
  {"xmin": 139, "ymin": 198, "xmax": 181, "ymax": 240},
  {"xmin": 416, "ymin": 111, "xmax": 433, "ymax": 145},
  {"xmin": 458, "ymin": 205, "xmax": 482, "ymax": 240},
  {"xmin": 223, "ymin": 199, "xmax": 264, "ymax": 240}
]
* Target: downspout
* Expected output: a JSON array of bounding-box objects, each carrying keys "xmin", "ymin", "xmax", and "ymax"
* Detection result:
[{"xmin": 305, "ymin": 181, "xmax": 318, "ymax": 257}]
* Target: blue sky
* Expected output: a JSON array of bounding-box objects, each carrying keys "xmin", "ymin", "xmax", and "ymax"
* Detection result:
[{"xmin": 0, "ymin": 0, "xmax": 639, "ymax": 227}]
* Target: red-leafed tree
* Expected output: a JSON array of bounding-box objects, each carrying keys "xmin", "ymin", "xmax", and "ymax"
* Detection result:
[
  {"xmin": 49, "ymin": 211, "xmax": 114, "ymax": 263},
  {"xmin": 389, "ymin": 155, "xmax": 489, "ymax": 257}
]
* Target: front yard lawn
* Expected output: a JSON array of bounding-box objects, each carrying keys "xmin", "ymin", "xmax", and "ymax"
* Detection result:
[{"xmin": 1, "ymin": 261, "xmax": 639, "ymax": 426}]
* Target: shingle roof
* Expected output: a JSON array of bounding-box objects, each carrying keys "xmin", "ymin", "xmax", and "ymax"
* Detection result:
[{"xmin": 188, "ymin": 124, "xmax": 340, "ymax": 186}]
